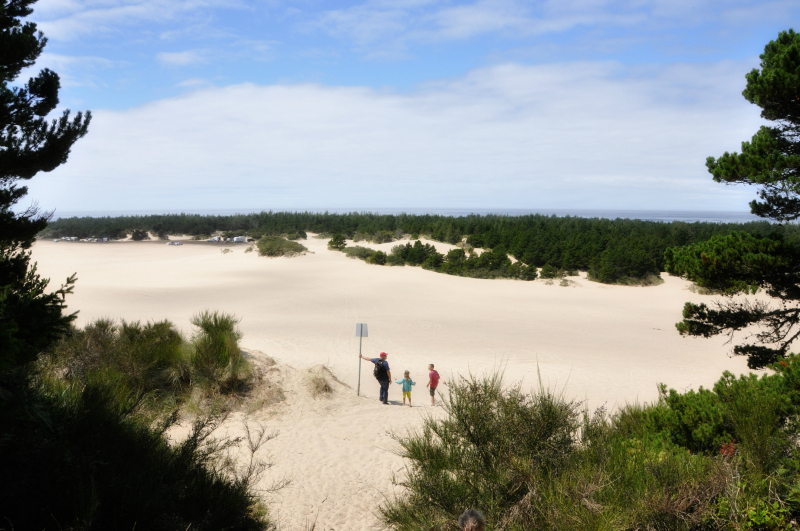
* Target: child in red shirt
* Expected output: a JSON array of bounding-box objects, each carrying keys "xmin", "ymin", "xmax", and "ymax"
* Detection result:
[{"xmin": 427, "ymin": 363, "xmax": 440, "ymax": 406}]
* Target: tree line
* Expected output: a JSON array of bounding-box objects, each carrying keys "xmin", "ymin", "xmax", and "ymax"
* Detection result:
[{"xmin": 43, "ymin": 211, "xmax": 794, "ymax": 284}]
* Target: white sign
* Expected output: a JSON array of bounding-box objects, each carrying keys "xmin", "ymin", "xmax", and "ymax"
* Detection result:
[{"xmin": 355, "ymin": 323, "xmax": 368, "ymax": 337}]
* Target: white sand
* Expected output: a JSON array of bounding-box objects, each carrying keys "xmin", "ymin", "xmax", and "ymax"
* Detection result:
[{"xmin": 31, "ymin": 235, "xmax": 755, "ymax": 530}]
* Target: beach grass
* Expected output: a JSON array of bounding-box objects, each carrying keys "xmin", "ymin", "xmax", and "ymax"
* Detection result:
[
  {"xmin": 39, "ymin": 311, "xmax": 258, "ymax": 416},
  {"xmin": 307, "ymin": 366, "xmax": 334, "ymax": 398}
]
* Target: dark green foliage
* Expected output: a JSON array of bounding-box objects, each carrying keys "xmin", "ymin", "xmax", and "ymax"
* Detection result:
[
  {"xmin": 0, "ymin": 255, "xmax": 75, "ymax": 370},
  {"xmin": 0, "ymin": 381, "xmax": 267, "ymax": 530},
  {"xmin": 709, "ymin": 29, "xmax": 800, "ymax": 223},
  {"xmin": 385, "ymin": 360, "xmax": 800, "ymax": 530},
  {"xmin": 0, "ymin": 0, "xmax": 90, "ymax": 248},
  {"xmin": 0, "ymin": 1, "xmax": 90, "ymax": 188},
  {"xmin": 190, "ymin": 311, "xmax": 250, "ymax": 393},
  {"xmin": 386, "ymin": 241, "xmax": 536, "ymax": 280},
  {"xmin": 342, "ymin": 245, "xmax": 377, "ymax": 260},
  {"xmin": 617, "ymin": 354, "xmax": 800, "ymax": 462},
  {"xmin": 328, "ymin": 233, "xmax": 346, "ymax": 250},
  {"xmin": 383, "ymin": 374, "xmax": 732, "ymax": 531},
  {"xmin": 666, "ymin": 232, "xmax": 793, "ymax": 296},
  {"xmin": 0, "ymin": 0, "xmax": 89, "ymax": 372},
  {"xmin": 354, "ymin": 229, "xmax": 396, "ymax": 243},
  {"xmin": 286, "ymin": 230, "xmax": 307, "ymax": 240},
  {"xmin": 256, "ymin": 235, "xmax": 307, "ymax": 257},
  {"xmin": 339, "ymin": 245, "xmax": 388, "ymax": 265},
  {"xmin": 391, "ymin": 240, "xmax": 440, "ymax": 266},
  {"xmin": 42, "ymin": 313, "xmax": 253, "ymax": 408},
  {"xmin": 666, "ymin": 232, "xmax": 800, "ymax": 368},
  {"xmin": 367, "ymin": 250, "xmax": 387, "ymax": 265},
  {"xmin": 539, "ymin": 263, "xmax": 560, "ymax": 279},
  {"xmin": 589, "ymin": 240, "xmax": 661, "ymax": 284},
  {"xmin": 42, "ymin": 212, "xmax": 791, "ymax": 285},
  {"xmin": 1, "ymin": 312, "xmax": 268, "ymax": 530},
  {"xmin": 384, "ymin": 373, "xmax": 579, "ymax": 530},
  {"xmin": 130, "ymin": 228, "xmax": 149, "ymax": 240},
  {"xmin": 43, "ymin": 319, "xmax": 188, "ymax": 403},
  {"xmin": 667, "ymin": 30, "xmax": 800, "ymax": 368}
]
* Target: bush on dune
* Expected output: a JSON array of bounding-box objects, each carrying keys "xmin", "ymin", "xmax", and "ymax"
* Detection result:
[
  {"xmin": 328, "ymin": 233, "xmax": 346, "ymax": 250},
  {"xmin": 384, "ymin": 358, "xmax": 800, "ymax": 530},
  {"xmin": 342, "ymin": 245, "xmax": 377, "ymax": 260},
  {"xmin": 256, "ymin": 235, "xmax": 307, "ymax": 257},
  {"xmin": 40, "ymin": 312, "xmax": 255, "ymax": 415},
  {"xmin": 285, "ymin": 230, "xmax": 307, "ymax": 240},
  {"xmin": 191, "ymin": 310, "xmax": 251, "ymax": 395}
]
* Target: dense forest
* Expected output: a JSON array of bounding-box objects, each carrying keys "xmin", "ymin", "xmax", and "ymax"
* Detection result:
[{"xmin": 42, "ymin": 212, "xmax": 794, "ymax": 284}]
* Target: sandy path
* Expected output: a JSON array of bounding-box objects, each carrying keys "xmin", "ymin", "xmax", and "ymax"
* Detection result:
[{"xmin": 31, "ymin": 235, "xmax": 754, "ymax": 530}]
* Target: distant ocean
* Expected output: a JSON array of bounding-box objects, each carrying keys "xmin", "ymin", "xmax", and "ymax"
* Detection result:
[{"xmin": 50, "ymin": 208, "xmax": 763, "ymax": 224}]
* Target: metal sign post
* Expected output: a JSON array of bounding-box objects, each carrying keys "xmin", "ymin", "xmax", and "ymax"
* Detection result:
[{"xmin": 355, "ymin": 323, "xmax": 368, "ymax": 396}]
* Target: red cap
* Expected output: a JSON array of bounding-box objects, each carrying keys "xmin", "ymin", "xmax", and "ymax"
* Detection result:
[{"xmin": 379, "ymin": 352, "xmax": 388, "ymax": 358}]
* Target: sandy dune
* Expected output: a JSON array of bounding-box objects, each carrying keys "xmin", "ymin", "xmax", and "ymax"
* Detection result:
[{"xmin": 31, "ymin": 235, "xmax": 754, "ymax": 530}]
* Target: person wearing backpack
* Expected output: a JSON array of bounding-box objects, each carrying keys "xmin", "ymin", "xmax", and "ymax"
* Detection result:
[{"xmin": 359, "ymin": 351, "xmax": 392, "ymax": 404}]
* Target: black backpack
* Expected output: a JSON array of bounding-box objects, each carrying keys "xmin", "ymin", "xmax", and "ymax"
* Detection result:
[{"xmin": 373, "ymin": 360, "xmax": 388, "ymax": 381}]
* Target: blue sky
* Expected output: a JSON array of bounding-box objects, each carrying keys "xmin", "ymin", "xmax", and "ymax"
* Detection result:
[{"xmin": 20, "ymin": 0, "xmax": 800, "ymax": 214}]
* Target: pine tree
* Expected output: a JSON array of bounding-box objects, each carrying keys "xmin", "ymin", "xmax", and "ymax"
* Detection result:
[
  {"xmin": 666, "ymin": 29, "xmax": 800, "ymax": 369},
  {"xmin": 0, "ymin": 0, "xmax": 91, "ymax": 370}
]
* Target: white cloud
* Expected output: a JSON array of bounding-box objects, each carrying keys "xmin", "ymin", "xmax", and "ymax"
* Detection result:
[
  {"xmin": 157, "ymin": 41, "xmax": 274, "ymax": 67},
  {"xmin": 157, "ymin": 49, "xmax": 208, "ymax": 66},
  {"xmin": 35, "ymin": 0, "xmax": 244, "ymax": 41},
  {"xmin": 176, "ymin": 77, "xmax": 212, "ymax": 87},
  {"xmin": 25, "ymin": 60, "xmax": 764, "ymax": 212},
  {"xmin": 310, "ymin": 0, "xmax": 796, "ymax": 54}
]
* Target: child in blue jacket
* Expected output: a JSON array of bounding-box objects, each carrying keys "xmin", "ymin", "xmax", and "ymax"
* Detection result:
[{"xmin": 395, "ymin": 370, "xmax": 416, "ymax": 407}]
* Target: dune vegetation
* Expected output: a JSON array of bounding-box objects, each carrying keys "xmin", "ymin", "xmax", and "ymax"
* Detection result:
[
  {"xmin": 256, "ymin": 235, "xmax": 308, "ymax": 257},
  {"xmin": 335, "ymin": 237, "xmax": 539, "ymax": 280},
  {"xmin": 2, "ymin": 311, "xmax": 274, "ymax": 530},
  {"xmin": 41, "ymin": 211, "xmax": 797, "ymax": 285},
  {"xmin": 385, "ymin": 359, "xmax": 800, "ymax": 530}
]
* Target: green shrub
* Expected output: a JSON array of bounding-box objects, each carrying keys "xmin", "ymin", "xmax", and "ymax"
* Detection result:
[
  {"xmin": 190, "ymin": 311, "xmax": 250, "ymax": 393},
  {"xmin": 387, "ymin": 253, "xmax": 405, "ymax": 266},
  {"xmin": 383, "ymin": 362, "xmax": 800, "ymax": 531},
  {"xmin": 342, "ymin": 245, "xmax": 376, "ymax": 260},
  {"xmin": 286, "ymin": 230, "xmax": 307, "ymax": 240},
  {"xmin": 539, "ymin": 263, "xmax": 561, "ymax": 279},
  {"xmin": 256, "ymin": 236, "xmax": 307, "ymax": 257},
  {"xmin": 383, "ymin": 373, "xmax": 579, "ymax": 530},
  {"xmin": 367, "ymin": 250, "xmax": 387, "ymax": 265},
  {"xmin": 0, "ymin": 381, "xmax": 269, "ymax": 530},
  {"xmin": 42, "ymin": 313, "xmax": 256, "ymax": 410},
  {"xmin": 328, "ymin": 233, "xmax": 346, "ymax": 250},
  {"xmin": 353, "ymin": 230, "xmax": 395, "ymax": 243},
  {"xmin": 42, "ymin": 320, "xmax": 191, "ymax": 408},
  {"xmin": 131, "ymin": 228, "xmax": 149, "ymax": 241}
]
